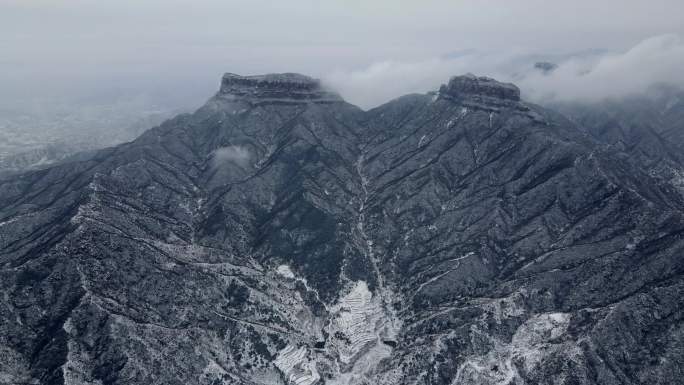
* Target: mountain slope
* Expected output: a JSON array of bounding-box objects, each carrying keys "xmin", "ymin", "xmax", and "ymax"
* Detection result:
[
  {"xmin": 361, "ymin": 76, "xmax": 684, "ymax": 385},
  {"xmin": 0, "ymin": 74, "xmax": 682, "ymax": 385},
  {"xmin": 552, "ymin": 86, "xmax": 684, "ymax": 193}
]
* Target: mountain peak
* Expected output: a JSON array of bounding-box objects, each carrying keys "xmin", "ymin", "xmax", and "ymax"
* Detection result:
[
  {"xmin": 439, "ymin": 74, "xmax": 521, "ymax": 102},
  {"xmin": 218, "ymin": 72, "xmax": 343, "ymax": 104}
]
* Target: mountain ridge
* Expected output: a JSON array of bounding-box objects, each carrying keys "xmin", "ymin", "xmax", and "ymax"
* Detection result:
[{"xmin": 0, "ymin": 73, "xmax": 682, "ymax": 385}]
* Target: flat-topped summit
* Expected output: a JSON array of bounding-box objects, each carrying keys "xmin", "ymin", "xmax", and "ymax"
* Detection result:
[
  {"xmin": 439, "ymin": 74, "xmax": 521, "ymax": 102},
  {"xmin": 218, "ymin": 72, "xmax": 343, "ymax": 104}
]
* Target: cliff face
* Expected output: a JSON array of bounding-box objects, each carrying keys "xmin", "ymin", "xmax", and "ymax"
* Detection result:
[
  {"xmin": 440, "ymin": 74, "xmax": 521, "ymax": 102},
  {"xmin": 0, "ymin": 73, "xmax": 682, "ymax": 385},
  {"xmin": 219, "ymin": 73, "xmax": 343, "ymax": 104}
]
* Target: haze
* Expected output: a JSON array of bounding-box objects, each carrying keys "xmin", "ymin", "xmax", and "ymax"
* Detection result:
[{"xmin": 2, "ymin": 0, "xmax": 684, "ymax": 110}]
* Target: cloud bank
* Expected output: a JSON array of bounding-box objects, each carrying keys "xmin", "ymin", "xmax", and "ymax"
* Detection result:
[
  {"xmin": 324, "ymin": 34, "xmax": 684, "ymax": 109},
  {"xmin": 211, "ymin": 145, "xmax": 251, "ymax": 168}
]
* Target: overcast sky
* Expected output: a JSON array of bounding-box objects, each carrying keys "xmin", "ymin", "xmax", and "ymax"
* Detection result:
[{"xmin": 2, "ymin": 0, "xmax": 684, "ymax": 108}]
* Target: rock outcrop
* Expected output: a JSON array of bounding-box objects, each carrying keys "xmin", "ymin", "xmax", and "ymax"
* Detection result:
[
  {"xmin": 440, "ymin": 74, "xmax": 521, "ymax": 101},
  {"xmin": 218, "ymin": 73, "xmax": 343, "ymax": 104}
]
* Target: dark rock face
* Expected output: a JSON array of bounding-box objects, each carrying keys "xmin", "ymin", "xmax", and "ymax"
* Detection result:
[
  {"xmin": 0, "ymin": 73, "xmax": 682, "ymax": 385},
  {"xmin": 219, "ymin": 73, "xmax": 343, "ymax": 104},
  {"xmin": 440, "ymin": 74, "xmax": 521, "ymax": 102},
  {"xmin": 534, "ymin": 61, "xmax": 558, "ymax": 75}
]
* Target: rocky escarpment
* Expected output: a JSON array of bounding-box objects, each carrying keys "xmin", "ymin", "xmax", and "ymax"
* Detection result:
[
  {"xmin": 436, "ymin": 74, "xmax": 530, "ymax": 115},
  {"xmin": 0, "ymin": 73, "xmax": 682, "ymax": 385},
  {"xmin": 218, "ymin": 73, "xmax": 343, "ymax": 104},
  {"xmin": 440, "ymin": 74, "xmax": 520, "ymax": 101}
]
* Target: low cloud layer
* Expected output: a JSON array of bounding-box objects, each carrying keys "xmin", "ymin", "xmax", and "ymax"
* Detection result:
[
  {"xmin": 325, "ymin": 34, "xmax": 684, "ymax": 109},
  {"xmin": 211, "ymin": 145, "xmax": 251, "ymax": 168}
]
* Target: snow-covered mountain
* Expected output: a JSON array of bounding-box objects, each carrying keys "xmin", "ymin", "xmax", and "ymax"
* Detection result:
[{"xmin": 0, "ymin": 73, "xmax": 682, "ymax": 385}]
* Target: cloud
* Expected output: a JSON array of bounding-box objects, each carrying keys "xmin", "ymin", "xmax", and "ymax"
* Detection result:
[
  {"xmin": 211, "ymin": 145, "xmax": 251, "ymax": 168},
  {"xmin": 3, "ymin": 1, "xmax": 684, "ymax": 104},
  {"xmin": 324, "ymin": 50, "xmax": 528, "ymax": 108},
  {"xmin": 520, "ymin": 34, "xmax": 684, "ymax": 102},
  {"xmin": 324, "ymin": 34, "xmax": 684, "ymax": 108}
]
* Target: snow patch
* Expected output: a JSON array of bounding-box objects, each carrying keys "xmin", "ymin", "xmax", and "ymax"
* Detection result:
[
  {"xmin": 484, "ymin": 291, "xmax": 527, "ymax": 324},
  {"xmin": 418, "ymin": 134, "xmax": 427, "ymax": 147},
  {"xmin": 277, "ymin": 265, "xmax": 296, "ymax": 279},
  {"xmin": 453, "ymin": 312, "xmax": 578, "ymax": 385},
  {"xmin": 327, "ymin": 281, "xmax": 397, "ymax": 367},
  {"xmin": 274, "ymin": 345, "xmax": 320, "ymax": 385},
  {"xmin": 323, "ymin": 280, "xmax": 400, "ymax": 384}
]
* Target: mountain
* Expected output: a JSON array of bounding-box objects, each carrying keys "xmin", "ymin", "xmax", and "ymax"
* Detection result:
[
  {"xmin": 551, "ymin": 86, "xmax": 684, "ymax": 193},
  {"xmin": 1, "ymin": 73, "xmax": 682, "ymax": 385}
]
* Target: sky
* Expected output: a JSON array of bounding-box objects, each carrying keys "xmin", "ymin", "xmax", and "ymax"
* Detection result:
[{"xmin": 2, "ymin": 0, "xmax": 684, "ymax": 109}]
